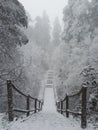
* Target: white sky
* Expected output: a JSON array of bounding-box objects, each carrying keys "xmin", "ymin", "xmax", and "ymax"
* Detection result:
[{"xmin": 19, "ymin": 0, "xmax": 68, "ymax": 23}]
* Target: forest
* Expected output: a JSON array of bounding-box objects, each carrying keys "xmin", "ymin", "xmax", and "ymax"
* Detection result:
[{"xmin": 0, "ymin": 0, "xmax": 98, "ymax": 126}]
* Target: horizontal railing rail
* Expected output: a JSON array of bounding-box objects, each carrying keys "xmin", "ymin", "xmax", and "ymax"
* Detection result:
[
  {"xmin": 68, "ymin": 89, "xmax": 82, "ymax": 98},
  {"xmin": 7, "ymin": 80, "xmax": 43, "ymax": 121}
]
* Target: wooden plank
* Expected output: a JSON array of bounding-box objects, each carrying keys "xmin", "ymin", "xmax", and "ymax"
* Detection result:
[
  {"xmin": 57, "ymin": 109, "xmax": 81, "ymax": 115},
  {"xmin": 13, "ymin": 108, "xmax": 41, "ymax": 113},
  {"xmin": 13, "ymin": 108, "xmax": 34, "ymax": 113},
  {"xmin": 67, "ymin": 109, "xmax": 81, "ymax": 115},
  {"xmin": 57, "ymin": 109, "xmax": 66, "ymax": 112}
]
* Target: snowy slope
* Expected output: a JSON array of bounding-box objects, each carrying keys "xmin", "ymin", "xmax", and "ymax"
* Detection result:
[{"xmin": 43, "ymin": 88, "xmax": 56, "ymax": 113}]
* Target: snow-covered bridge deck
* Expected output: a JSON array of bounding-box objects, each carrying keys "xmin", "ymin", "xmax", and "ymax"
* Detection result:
[
  {"xmin": 8, "ymin": 71, "xmax": 92, "ymax": 130},
  {"xmin": 8, "ymin": 87, "xmax": 91, "ymax": 130}
]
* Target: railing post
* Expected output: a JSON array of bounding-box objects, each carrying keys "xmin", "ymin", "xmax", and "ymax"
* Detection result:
[
  {"xmin": 66, "ymin": 94, "xmax": 69, "ymax": 118},
  {"xmin": 34, "ymin": 99, "xmax": 37, "ymax": 113},
  {"xmin": 40, "ymin": 102, "xmax": 42, "ymax": 111},
  {"xmin": 56, "ymin": 102, "xmax": 59, "ymax": 112},
  {"xmin": 26, "ymin": 95, "xmax": 30, "ymax": 117},
  {"xmin": 7, "ymin": 80, "xmax": 14, "ymax": 121},
  {"xmin": 61, "ymin": 101, "xmax": 63, "ymax": 114},
  {"xmin": 41, "ymin": 102, "xmax": 43, "ymax": 111},
  {"xmin": 58, "ymin": 102, "xmax": 60, "ymax": 113},
  {"xmin": 39, "ymin": 101, "xmax": 41, "ymax": 111},
  {"xmin": 38, "ymin": 101, "xmax": 40, "ymax": 111},
  {"xmin": 59, "ymin": 102, "xmax": 60, "ymax": 113},
  {"xmin": 81, "ymin": 86, "xmax": 87, "ymax": 129}
]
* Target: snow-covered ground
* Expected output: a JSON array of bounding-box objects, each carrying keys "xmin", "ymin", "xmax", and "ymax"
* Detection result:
[
  {"xmin": 43, "ymin": 88, "xmax": 56, "ymax": 113},
  {"xmin": 0, "ymin": 71, "xmax": 95, "ymax": 130},
  {"xmin": 0, "ymin": 88, "xmax": 93, "ymax": 130}
]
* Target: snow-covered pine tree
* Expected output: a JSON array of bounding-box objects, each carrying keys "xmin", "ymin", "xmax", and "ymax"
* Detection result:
[
  {"xmin": 52, "ymin": 17, "xmax": 61, "ymax": 47},
  {"xmin": 33, "ymin": 11, "xmax": 51, "ymax": 51},
  {"xmin": 0, "ymin": 0, "xmax": 28, "ymax": 112},
  {"xmin": 52, "ymin": 0, "xmax": 98, "ymax": 117}
]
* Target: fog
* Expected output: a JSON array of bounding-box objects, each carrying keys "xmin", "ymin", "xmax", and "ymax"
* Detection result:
[
  {"xmin": 0, "ymin": 0, "xmax": 98, "ymax": 127},
  {"xmin": 19, "ymin": 0, "xmax": 68, "ymax": 23}
]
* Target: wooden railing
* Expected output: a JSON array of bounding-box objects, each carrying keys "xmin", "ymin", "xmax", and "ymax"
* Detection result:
[
  {"xmin": 7, "ymin": 80, "xmax": 43, "ymax": 121},
  {"xmin": 56, "ymin": 86, "xmax": 87, "ymax": 129}
]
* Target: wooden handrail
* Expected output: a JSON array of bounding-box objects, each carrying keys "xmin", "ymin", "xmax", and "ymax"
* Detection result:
[
  {"xmin": 12, "ymin": 84, "xmax": 42, "ymax": 102},
  {"xmin": 66, "ymin": 109, "xmax": 81, "ymax": 116},
  {"xmin": 7, "ymin": 80, "xmax": 43, "ymax": 121},
  {"xmin": 13, "ymin": 108, "xmax": 41, "ymax": 113},
  {"xmin": 57, "ymin": 109, "xmax": 81, "ymax": 115},
  {"xmin": 56, "ymin": 96, "xmax": 66, "ymax": 103},
  {"xmin": 55, "ymin": 86, "xmax": 87, "ymax": 129},
  {"xmin": 12, "ymin": 84, "xmax": 27, "ymax": 97},
  {"xmin": 56, "ymin": 88, "xmax": 82, "ymax": 103},
  {"xmin": 68, "ymin": 88, "xmax": 82, "ymax": 98}
]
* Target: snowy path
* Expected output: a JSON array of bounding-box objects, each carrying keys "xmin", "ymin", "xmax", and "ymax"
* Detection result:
[
  {"xmin": 8, "ymin": 71, "xmax": 92, "ymax": 130},
  {"xmin": 43, "ymin": 88, "xmax": 56, "ymax": 113},
  {"xmin": 9, "ymin": 88, "xmax": 83, "ymax": 130}
]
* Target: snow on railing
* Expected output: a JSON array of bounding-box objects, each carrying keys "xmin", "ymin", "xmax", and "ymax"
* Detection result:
[
  {"xmin": 56, "ymin": 86, "xmax": 87, "ymax": 129},
  {"xmin": 7, "ymin": 80, "xmax": 43, "ymax": 121}
]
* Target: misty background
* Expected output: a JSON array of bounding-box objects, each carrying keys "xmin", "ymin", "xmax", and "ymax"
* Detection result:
[{"xmin": 0, "ymin": 0, "xmax": 98, "ymax": 124}]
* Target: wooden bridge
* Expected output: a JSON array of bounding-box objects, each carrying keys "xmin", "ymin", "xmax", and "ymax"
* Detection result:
[{"xmin": 6, "ymin": 70, "xmax": 88, "ymax": 129}]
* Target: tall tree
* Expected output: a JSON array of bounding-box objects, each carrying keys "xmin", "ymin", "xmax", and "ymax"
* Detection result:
[
  {"xmin": 90, "ymin": 0, "xmax": 98, "ymax": 27},
  {"xmin": 33, "ymin": 11, "xmax": 51, "ymax": 50},
  {"xmin": 42, "ymin": 11, "xmax": 51, "ymax": 47},
  {"xmin": 0, "ymin": 0, "xmax": 28, "ymax": 112},
  {"xmin": 33, "ymin": 16, "xmax": 43, "ymax": 45},
  {"xmin": 63, "ymin": 0, "xmax": 90, "ymax": 44},
  {"xmin": 54, "ymin": 0, "xmax": 98, "ymax": 104},
  {"xmin": 52, "ymin": 17, "xmax": 61, "ymax": 47}
]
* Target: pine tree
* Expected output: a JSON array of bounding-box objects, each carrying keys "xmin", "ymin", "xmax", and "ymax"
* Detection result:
[
  {"xmin": 52, "ymin": 17, "xmax": 61, "ymax": 47},
  {"xmin": 0, "ymin": 0, "xmax": 28, "ymax": 112},
  {"xmin": 42, "ymin": 11, "xmax": 51, "ymax": 46},
  {"xmin": 33, "ymin": 11, "xmax": 51, "ymax": 50}
]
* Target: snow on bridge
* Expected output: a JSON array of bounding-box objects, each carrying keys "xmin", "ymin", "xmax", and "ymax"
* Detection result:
[{"xmin": 8, "ymin": 71, "xmax": 92, "ymax": 130}]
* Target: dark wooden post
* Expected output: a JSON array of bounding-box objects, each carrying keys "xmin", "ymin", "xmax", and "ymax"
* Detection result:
[
  {"xmin": 41, "ymin": 102, "xmax": 43, "ymax": 111},
  {"xmin": 66, "ymin": 94, "xmax": 69, "ymax": 118},
  {"xmin": 56, "ymin": 102, "xmax": 58, "ymax": 112},
  {"xmin": 58, "ymin": 102, "xmax": 60, "ymax": 113},
  {"xmin": 59, "ymin": 102, "xmax": 61, "ymax": 113},
  {"xmin": 81, "ymin": 86, "xmax": 87, "ymax": 129},
  {"xmin": 34, "ymin": 99, "xmax": 37, "ymax": 113},
  {"xmin": 61, "ymin": 101, "xmax": 63, "ymax": 114},
  {"xmin": 7, "ymin": 80, "xmax": 14, "ymax": 121},
  {"xmin": 26, "ymin": 95, "xmax": 30, "ymax": 117},
  {"xmin": 39, "ymin": 101, "xmax": 41, "ymax": 111},
  {"xmin": 40, "ymin": 102, "xmax": 42, "ymax": 111}
]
